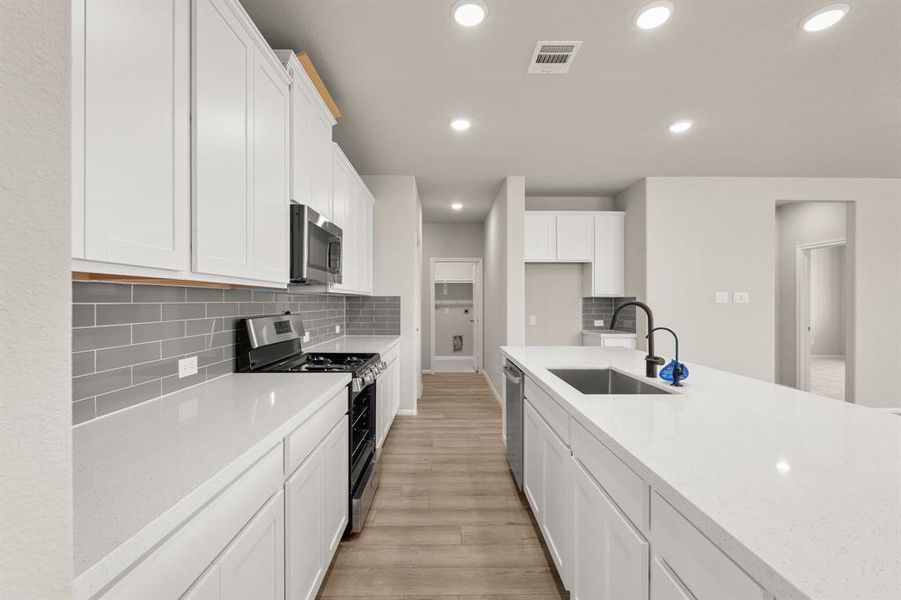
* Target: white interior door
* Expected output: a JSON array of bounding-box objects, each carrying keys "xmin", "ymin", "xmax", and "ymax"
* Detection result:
[{"xmin": 797, "ymin": 249, "xmax": 812, "ymax": 391}]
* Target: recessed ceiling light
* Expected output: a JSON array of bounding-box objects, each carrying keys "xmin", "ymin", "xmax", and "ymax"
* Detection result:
[
  {"xmin": 452, "ymin": 0, "xmax": 487, "ymax": 27},
  {"xmin": 668, "ymin": 119, "xmax": 693, "ymax": 133},
  {"xmin": 800, "ymin": 3, "xmax": 850, "ymax": 32},
  {"xmin": 634, "ymin": 0, "xmax": 674, "ymax": 30},
  {"xmin": 450, "ymin": 117, "xmax": 471, "ymax": 132},
  {"xmin": 451, "ymin": 202, "xmax": 463, "ymax": 210}
]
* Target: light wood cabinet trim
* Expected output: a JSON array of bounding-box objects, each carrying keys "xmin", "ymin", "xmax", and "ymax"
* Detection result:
[{"xmin": 296, "ymin": 52, "xmax": 341, "ymax": 120}]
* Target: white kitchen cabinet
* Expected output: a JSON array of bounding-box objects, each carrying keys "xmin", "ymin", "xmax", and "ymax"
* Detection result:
[
  {"xmin": 192, "ymin": 0, "xmax": 289, "ymax": 284},
  {"xmin": 276, "ymin": 51, "xmax": 336, "ymax": 220},
  {"xmin": 582, "ymin": 332, "xmax": 638, "ymax": 349},
  {"xmin": 182, "ymin": 564, "xmax": 221, "ymax": 600},
  {"xmin": 583, "ymin": 212, "xmax": 625, "ymax": 297},
  {"xmin": 651, "ymin": 492, "xmax": 766, "ymax": 600},
  {"xmin": 219, "ymin": 491, "xmax": 285, "ymax": 600},
  {"xmin": 524, "ymin": 213, "xmax": 557, "ymax": 261},
  {"xmin": 72, "ymin": 0, "xmax": 190, "ymax": 270},
  {"xmin": 330, "ymin": 144, "xmax": 375, "ymax": 295},
  {"xmin": 555, "ymin": 214, "xmax": 594, "ymax": 261},
  {"xmin": 651, "ymin": 557, "xmax": 696, "ymax": 600},
  {"xmin": 376, "ymin": 348, "xmax": 401, "ymax": 448},
  {"xmin": 285, "ymin": 416, "xmax": 348, "ymax": 600},
  {"xmin": 251, "ymin": 53, "xmax": 290, "ymax": 283},
  {"xmin": 523, "ymin": 399, "xmax": 572, "ymax": 587},
  {"xmin": 572, "ymin": 456, "xmax": 649, "ymax": 600}
]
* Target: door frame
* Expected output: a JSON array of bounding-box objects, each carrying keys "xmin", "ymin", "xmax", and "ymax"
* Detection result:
[
  {"xmin": 429, "ymin": 257, "xmax": 483, "ymax": 373},
  {"xmin": 795, "ymin": 239, "xmax": 846, "ymax": 391}
]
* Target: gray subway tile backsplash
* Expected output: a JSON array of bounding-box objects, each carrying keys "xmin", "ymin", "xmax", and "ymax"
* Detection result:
[
  {"xmin": 71, "ymin": 281, "xmax": 399, "ymax": 425},
  {"xmin": 582, "ymin": 296, "xmax": 638, "ymax": 332}
]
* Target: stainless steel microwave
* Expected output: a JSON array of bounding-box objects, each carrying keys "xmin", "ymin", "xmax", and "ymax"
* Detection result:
[{"xmin": 290, "ymin": 204, "xmax": 342, "ymax": 284}]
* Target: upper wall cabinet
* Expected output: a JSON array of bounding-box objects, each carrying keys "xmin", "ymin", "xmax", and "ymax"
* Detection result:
[
  {"xmin": 329, "ymin": 144, "xmax": 374, "ymax": 296},
  {"xmin": 275, "ymin": 51, "xmax": 336, "ymax": 221},
  {"xmin": 193, "ymin": 0, "xmax": 290, "ymax": 284},
  {"xmin": 524, "ymin": 211, "xmax": 625, "ymax": 297},
  {"xmin": 71, "ymin": 0, "xmax": 190, "ymax": 270},
  {"xmin": 525, "ymin": 212, "xmax": 593, "ymax": 262}
]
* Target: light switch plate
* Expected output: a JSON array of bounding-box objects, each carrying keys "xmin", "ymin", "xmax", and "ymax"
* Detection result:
[
  {"xmin": 178, "ymin": 356, "xmax": 198, "ymax": 378},
  {"xmin": 529, "ymin": 315, "xmax": 536, "ymax": 325},
  {"xmin": 302, "ymin": 331, "xmax": 310, "ymax": 343},
  {"xmin": 334, "ymin": 325, "xmax": 341, "ymax": 334},
  {"xmin": 734, "ymin": 292, "xmax": 750, "ymax": 304},
  {"xmin": 594, "ymin": 319, "xmax": 604, "ymax": 327},
  {"xmin": 715, "ymin": 291, "xmax": 729, "ymax": 304}
]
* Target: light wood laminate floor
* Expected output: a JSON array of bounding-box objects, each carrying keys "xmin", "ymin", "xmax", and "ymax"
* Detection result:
[
  {"xmin": 318, "ymin": 373, "xmax": 566, "ymax": 599},
  {"xmin": 810, "ymin": 356, "xmax": 845, "ymax": 401}
]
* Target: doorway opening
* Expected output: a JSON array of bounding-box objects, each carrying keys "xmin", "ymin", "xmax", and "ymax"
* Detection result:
[
  {"xmin": 797, "ymin": 240, "xmax": 847, "ymax": 400},
  {"xmin": 429, "ymin": 258, "xmax": 482, "ymax": 373}
]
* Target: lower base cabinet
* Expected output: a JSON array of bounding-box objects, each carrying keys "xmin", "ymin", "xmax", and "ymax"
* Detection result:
[
  {"xmin": 376, "ymin": 349, "xmax": 401, "ymax": 448},
  {"xmin": 651, "ymin": 557, "xmax": 696, "ymax": 600},
  {"xmin": 571, "ymin": 456, "xmax": 648, "ymax": 600},
  {"xmin": 285, "ymin": 416, "xmax": 349, "ymax": 600}
]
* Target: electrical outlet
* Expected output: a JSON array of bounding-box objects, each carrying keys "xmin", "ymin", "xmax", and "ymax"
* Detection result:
[
  {"xmin": 335, "ymin": 325, "xmax": 341, "ymax": 334},
  {"xmin": 733, "ymin": 292, "xmax": 750, "ymax": 304},
  {"xmin": 302, "ymin": 331, "xmax": 310, "ymax": 343},
  {"xmin": 715, "ymin": 291, "xmax": 729, "ymax": 304},
  {"xmin": 594, "ymin": 319, "xmax": 604, "ymax": 327},
  {"xmin": 178, "ymin": 356, "xmax": 198, "ymax": 379},
  {"xmin": 529, "ymin": 315, "xmax": 536, "ymax": 325}
]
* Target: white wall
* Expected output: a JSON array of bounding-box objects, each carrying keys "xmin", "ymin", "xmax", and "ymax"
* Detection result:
[
  {"xmin": 775, "ymin": 202, "xmax": 848, "ymax": 385},
  {"xmin": 420, "ymin": 222, "xmax": 483, "ymax": 370},
  {"xmin": 626, "ymin": 178, "xmax": 900, "ymax": 408},
  {"xmin": 810, "ymin": 245, "xmax": 845, "ymax": 356},
  {"xmin": 525, "ymin": 195, "xmax": 614, "ymax": 211},
  {"xmin": 0, "ymin": 3, "xmax": 74, "ymax": 599},
  {"xmin": 525, "ymin": 264, "xmax": 583, "ymax": 346},
  {"xmin": 482, "ymin": 176, "xmax": 525, "ymax": 402},
  {"xmin": 615, "ymin": 180, "xmax": 648, "ymax": 349},
  {"xmin": 366, "ymin": 175, "xmax": 422, "ymax": 414}
]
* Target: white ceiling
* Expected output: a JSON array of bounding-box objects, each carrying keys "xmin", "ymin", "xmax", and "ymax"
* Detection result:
[{"xmin": 240, "ymin": 0, "xmax": 901, "ymax": 222}]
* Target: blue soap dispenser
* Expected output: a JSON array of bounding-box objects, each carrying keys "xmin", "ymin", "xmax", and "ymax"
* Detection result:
[{"xmin": 647, "ymin": 326, "xmax": 688, "ymax": 386}]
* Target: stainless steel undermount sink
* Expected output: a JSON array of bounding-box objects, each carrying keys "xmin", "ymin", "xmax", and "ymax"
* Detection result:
[{"xmin": 548, "ymin": 368, "xmax": 674, "ymax": 395}]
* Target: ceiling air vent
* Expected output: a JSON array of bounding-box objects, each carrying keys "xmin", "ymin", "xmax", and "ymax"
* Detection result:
[{"xmin": 527, "ymin": 41, "xmax": 582, "ymax": 74}]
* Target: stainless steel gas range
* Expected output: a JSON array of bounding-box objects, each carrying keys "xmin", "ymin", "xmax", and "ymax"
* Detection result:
[{"xmin": 237, "ymin": 313, "xmax": 386, "ymax": 534}]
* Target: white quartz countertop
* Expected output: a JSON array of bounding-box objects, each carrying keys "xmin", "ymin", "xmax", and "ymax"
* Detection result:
[
  {"xmin": 73, "ymin": 372, "xmax": 350, "ymax": 598},
  {"xmin": 501, "ymin": 345, "xmax": 901, "ymax": 600},
  {"xmin": 581, "ymin": 329, "xmax": 637, "ymax": 338},
  {"xmin": 306, "ymin": 334, "xmax": 401, "ymax": 354}
]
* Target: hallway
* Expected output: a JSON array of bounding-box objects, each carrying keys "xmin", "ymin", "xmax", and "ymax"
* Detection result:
[{"xmin": 319, "ymin": 373, "xmax": 565, "ymax": 598}]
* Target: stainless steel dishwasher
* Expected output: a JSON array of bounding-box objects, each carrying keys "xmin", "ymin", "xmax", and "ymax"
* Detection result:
[{"xmin": 503, "ymin": 360, "xmax": 524, "ymax": 490}]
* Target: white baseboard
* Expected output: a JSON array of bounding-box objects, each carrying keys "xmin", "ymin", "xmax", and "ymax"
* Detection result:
[
  {"xmin": 483, "ymin": 371, "xmax": 502, "ymax": 407},
  {"xmin": 421, "ymin": 369, "xmax": 434, "ymax": 375},
  {"xmin": 397, "ymin": 408, "xmax": 417, "ymax": 417}
]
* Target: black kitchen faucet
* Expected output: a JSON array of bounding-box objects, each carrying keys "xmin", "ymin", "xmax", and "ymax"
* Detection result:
[{"xmin": 610, "ymin": 300, "xmax": 666, "ymax": 378}]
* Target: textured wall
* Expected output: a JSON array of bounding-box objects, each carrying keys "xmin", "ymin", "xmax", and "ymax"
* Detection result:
[
  {"xmin": 72, "ymin": 282, "xmax": 345, "ymax": 424},
  {"xmin": 0, "ymin": 2, "xmax": 74, "ymax": 598}
]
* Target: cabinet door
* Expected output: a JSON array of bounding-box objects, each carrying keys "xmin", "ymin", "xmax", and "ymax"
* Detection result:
[
  {"xmin": 572, "ymin": 457, "xmax": 649, "ymax": 600},
  {"xmin": 555, "ymin": 214, "xmax": 593, "ymax": 262},
  {"xmin": 354, "ymin": 185, "xmax": 368, "ymax": 294},
  {"xmin": 362, "ymin": 194, "xmax": 374, "ymax": 294},
  {"xmin": 603, "ymin": 337, "xmax": 637, "ymax": 350},
  {"xmin": 80, "ymin": 0, "xmax": 189, "ymax": 270},
  {"xmin": 285, "ymin": 446, "xmax": 325, "ymax": 600},
  {"xmin": 524, "ymin": 213, "xmax": 556, "ymax": 261},
  {"xmin": 652, "ymin": 557, "xmax": 696, "ymax": 600},
  {"xmin": 523, "ymin": 401, "xmax": 544, "ymax": 518},
  {"xmin": 219, "ymin": 490, "xmax": 285, "ymax": 600},
  {"xmin": 252, "ymin": 53, "xmax": 289, "ymax": 283},
  {"xmin": 310, "ymin": 110, "xmax": 333, "ymax": 220},
  {"xmin": 288, "ymin": 66, "xmax": 314, "ymax": 209},
  {"xmin": 193, "ymin": 0, "xmax": 253, "ymax": 278},
  {"xmin": 376, "ymin": 373, "xmax": 388, "ymax": 447},
  {"xmin": 323, "ymin": 418, "xmax": 349, "ymax": 558},
  {"xmin": 591, "ymin": 213, "xmax": 625, "ymax": 296},
  {"xmin": 542, "ymin": 421, "xmax": 572, "ymax": 586},
  {"xmin": 183, "ymin": 564, "xmax": 221, "ymax": 600},
  {"xmin": 390, "ymin": 358, "xmax": 400, "ymax": 421}
]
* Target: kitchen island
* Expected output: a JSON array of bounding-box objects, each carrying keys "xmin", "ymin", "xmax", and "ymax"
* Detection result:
[{"xmin": 501, "ymin": 345, "xmax": 900, "ymax": 600}]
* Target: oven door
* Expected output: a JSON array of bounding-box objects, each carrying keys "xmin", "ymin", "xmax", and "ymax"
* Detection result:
[{"xmin": 290, "ymin": 204, "xmax": 343, "ymax": 284}]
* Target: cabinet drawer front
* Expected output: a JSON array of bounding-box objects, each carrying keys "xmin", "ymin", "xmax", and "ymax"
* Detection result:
[
  {"xmin": 571, "ymin": 419, "xmax": 648, "ymax": 531},
  {"xmin": 651, "ymin": 557, "xmax": 696, "ymax": 600},
  {"xmin": 524, "ymin": 377, "xmax": 569, "ymax": 444},
  {"xmin": 651, "ymin": 493, "xmax": 765, "ymax": 600},
  {"xmin": 103, "ymin": 445, "xmax": 282, "ymax": 599},
  {"xmin": 381, "ymin": 344, "xmax": 400, "ymax": 366},
  {"xmin": 603, "ymin": 337, "xmax": 637, "ymax": 349},
  {"xmin": 284, "ymin": 388, "xmax": 347, "ymax": 477}
]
